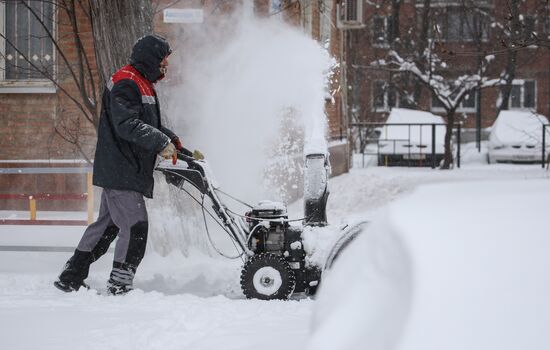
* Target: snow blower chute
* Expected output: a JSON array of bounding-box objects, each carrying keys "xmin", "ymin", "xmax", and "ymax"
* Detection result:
[{"xmin": 156, "ymin": 151, "xmax": 367, "ymax": 300}]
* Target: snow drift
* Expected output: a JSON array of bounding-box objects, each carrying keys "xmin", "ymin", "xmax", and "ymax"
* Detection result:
[{"xmin": 308, "ymin": 179, "xmax": 550, "ymax": 350}]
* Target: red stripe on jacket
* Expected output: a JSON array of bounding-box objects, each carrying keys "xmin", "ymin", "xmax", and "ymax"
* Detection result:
[{"xmin": 110, "ymin": 64, "xmax": 155, "ymax": 99}]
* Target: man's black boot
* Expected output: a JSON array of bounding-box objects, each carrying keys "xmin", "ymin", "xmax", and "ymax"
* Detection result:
[
  {"xmin": 106, "ymin": 262, "xmax": 136, "ymax": 295},
  {"xmin": 54, "ymin": 250, "xmax": 92, "ymax": 292},
  {"xmin": 53, "ymin": 280, "xmax": 90, "ymax": 292}
]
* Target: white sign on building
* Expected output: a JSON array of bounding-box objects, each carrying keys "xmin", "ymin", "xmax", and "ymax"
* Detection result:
[{"xmin": 163, "ymin": 9, "xmax": 204, "ymax": 23}]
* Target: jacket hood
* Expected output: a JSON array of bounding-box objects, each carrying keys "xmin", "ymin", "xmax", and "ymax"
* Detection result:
[{"xmin": 129, "ymin": 34, "xmax": 171, "ymax": 83}]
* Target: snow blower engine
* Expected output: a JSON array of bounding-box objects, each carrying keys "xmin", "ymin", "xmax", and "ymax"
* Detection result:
[{"xmin": 156, "ymin": 151, "xmax": 364, "ymax": 300}]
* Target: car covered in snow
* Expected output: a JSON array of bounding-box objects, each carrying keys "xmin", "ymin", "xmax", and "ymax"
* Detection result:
[
  {"xmin": 377, "ymin": 108, "xmax": 446, "ymax": 167},
  {"xmin": 307, "ymin": 180, "xmax": 550, "ymax": 350},
  {"xmin": 487, "ymin": 110, "xmax": 549, "ymax": 164}
]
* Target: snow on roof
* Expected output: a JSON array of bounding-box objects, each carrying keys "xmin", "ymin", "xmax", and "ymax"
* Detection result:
[
  {"xmin": 380, "ymin": 108, "xmax": 446, "ymax": 144},
  {"xmin": 387, "ymin": 108, "xmax": 445, "ymax": 124},
  {"xmin": 490, "ymin": 110, "xmax": 548, "ymax": 146}
]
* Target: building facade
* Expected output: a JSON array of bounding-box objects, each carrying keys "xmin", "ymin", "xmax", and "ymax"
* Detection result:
[
  {"xmin": 0, "ymin": 0, "xmax": 349, "ymax": 210},
  {"xmin": 347, "ymin": 0, "xmax": 550, "ymax": 138}
]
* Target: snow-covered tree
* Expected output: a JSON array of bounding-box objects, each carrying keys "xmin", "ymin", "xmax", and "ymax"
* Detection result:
[
  {"xmin": 374, "ymin": 45, "xmax": 503, "ymax": 168},
  {"xmin": 367, "ymin": 0, "xmax": 509, "ymax": 168}
]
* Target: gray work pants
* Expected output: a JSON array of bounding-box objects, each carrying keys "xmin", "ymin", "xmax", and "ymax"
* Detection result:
[{"xmin": 77, "ymin": 188, "xmax": 148, "ymax": 266}]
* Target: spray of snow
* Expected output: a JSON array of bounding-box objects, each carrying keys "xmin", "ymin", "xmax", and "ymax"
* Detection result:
[
  {"xmin": 163, "ymin": 7, "xmax": 331, "ymax": 202},
  {"xmin": 149, "ymin": 6, "xmax": 332, "ymax": 256}
]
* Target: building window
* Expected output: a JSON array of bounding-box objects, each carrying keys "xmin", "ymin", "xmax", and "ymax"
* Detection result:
[
  {"xmin": 434, "ymin": 8, "xmax": 489, "ymax": 42},
  {"xmin": 373, "ymin": 80, "xmax": 398, "ymax": 111},
  {"xmin": 319, "ymin": 0, "xmax": 333, "ymax": 45},
  {"xmin": 431, "ymin": 90, "xmax": 478, "ymax": 112},
  {"xmin": 372, "ymin": 16, "xmax": 393, "ymax": 47},
  {"xmin": 509, "ymin": 80, "xmax": 536, "ymax": 109},
  {"xmin": 0, "ymin": 0, "xmax": 55, "ymax": 81}
]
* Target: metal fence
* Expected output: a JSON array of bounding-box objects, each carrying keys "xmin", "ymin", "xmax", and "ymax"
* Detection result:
[
  {"xmin": 351, "ymin": 122, "xmax": 462, "ymax": 169},
  {"xmin": 542, "ymin": 124, "xmax": 550, "ymax": 168},
  {"xmin": 0, "ymin": 167, "xmax": 93, "ymax": 225}
]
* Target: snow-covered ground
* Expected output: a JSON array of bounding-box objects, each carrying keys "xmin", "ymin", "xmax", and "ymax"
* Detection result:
[{"xmin": 1, "ymin": 161, "xmax": 548, "ymax": 349}]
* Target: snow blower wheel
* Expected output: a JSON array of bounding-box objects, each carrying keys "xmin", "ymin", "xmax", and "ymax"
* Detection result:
[{"xmin": 241, "ymin": 253, "xmax": 295, "ymax": 300}]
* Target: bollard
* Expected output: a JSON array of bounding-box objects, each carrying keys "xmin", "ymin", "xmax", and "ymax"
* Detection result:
[{"xmin": 29, "ymin": 196, "xmax": 36, "ymax": 220}]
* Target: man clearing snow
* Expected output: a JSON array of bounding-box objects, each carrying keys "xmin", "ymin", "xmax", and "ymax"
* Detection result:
[{"xmin": 54, "ymin": 34, "xmax": 194, "ymax": 295}]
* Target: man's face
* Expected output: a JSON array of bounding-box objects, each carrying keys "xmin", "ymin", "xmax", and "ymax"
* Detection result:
[{"xmin": 160, "ymin": 56, "xmax": 169, "ymax": 76}]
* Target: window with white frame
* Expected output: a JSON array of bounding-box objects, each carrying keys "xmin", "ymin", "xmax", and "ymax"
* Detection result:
[
  {"xmin": 0, "ymin": 0, "xmax": 55, "ymax": 82},
  {"xmin": 431, "ymin": 90, "xmax": 478, "ymax": 112},
  {"xmin": 509, "ymin": 80, "xmax": 536, "ymax": 109},
  {"xmin": 372, "ymin": 16, "xmax": 393, "ymax": 47},
  {"xmin": 372, "ymin": 80, "xmax": 398, "ymax": 111}
]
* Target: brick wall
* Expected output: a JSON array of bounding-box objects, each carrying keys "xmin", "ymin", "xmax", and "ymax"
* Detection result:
[
  {"xmin": 351, "ymin": 0, "xmax": 550, "ymax": 130},
  {"xmin": 0, "ymin": 1, "xmax": 97, "ymax": 210},
  {"xmin": 0, "ymin": 0, "xmax": 349, "ymax": 211}
]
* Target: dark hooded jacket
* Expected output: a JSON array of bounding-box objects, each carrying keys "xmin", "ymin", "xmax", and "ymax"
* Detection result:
[{"xmin": 93, "ymin": 35, "xmax": 175, "ymax": 198}]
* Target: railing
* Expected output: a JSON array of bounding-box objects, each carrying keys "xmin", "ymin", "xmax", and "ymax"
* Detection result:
[
  {"xmin": 543, "ymin": 125, "xmax": 550, "ymax": 168},
  {"xmin": 351, "ymin": 122, "xmax": 462, "ymax": 169},
  {"xmin": 0, "ymin": 167, "xmax": 93, "ymax": 225}
]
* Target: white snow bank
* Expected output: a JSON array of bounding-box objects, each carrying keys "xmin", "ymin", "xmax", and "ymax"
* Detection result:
[{"xmin": 308, "ymin": 179, "xmax": 550, "ymax": 350}]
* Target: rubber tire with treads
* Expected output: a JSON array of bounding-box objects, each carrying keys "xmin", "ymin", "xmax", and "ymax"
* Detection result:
[{"xmin": 240, "ymin": 253, "xmax": 296, "ymax": 300}]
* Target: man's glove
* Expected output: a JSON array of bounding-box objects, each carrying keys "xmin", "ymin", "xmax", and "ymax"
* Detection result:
[
  {"xmin": 159, "ymin": 142, "xmax": 176, "ymax": 159},
  {"xmin": 171, "ymin": 137, "xmax": 193, "ymax": 157},
  {"xmin": 193, "ymin": 149, "xmax": 205, "ymax": 160},
  {"xmin": 171, "ymin": 136, "xmax": 184, "ymax": 151}
]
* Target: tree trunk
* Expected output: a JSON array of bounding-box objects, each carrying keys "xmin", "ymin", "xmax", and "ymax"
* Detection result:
[
  {"xmin": 413, "ymin": 0, "xmax": 431, "ymax": 103},
  {"xmin": 496, "ymin": 0, "xmax": 520, "ymax": 115},
  {"xmin": 90, "ymin": 0, "xmax": 154, "ymax": 89},
  {"xmin": 441, "ymin": 109, "xmax": 456, "ymax": 169}
]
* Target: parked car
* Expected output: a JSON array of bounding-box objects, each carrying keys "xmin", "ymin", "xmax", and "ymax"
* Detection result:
[
  {"xmin": 488, "ymin": 111, "xmax": 549, "ymax": 164},
  {"xmin": 377, "ymin": 108, "xmax": 446, "ymax": 167}
]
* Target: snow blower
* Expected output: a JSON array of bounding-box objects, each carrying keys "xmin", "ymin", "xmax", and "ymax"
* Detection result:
[{"xmin": 156, "ymin": 151, "xmax": 367, "ymax": 300}]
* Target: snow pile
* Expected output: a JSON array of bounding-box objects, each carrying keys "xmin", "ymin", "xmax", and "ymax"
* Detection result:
[
  {"xmin": 308, "ymin": 180, "xmax": 550, "ymax": 350},
  {"xmin": 301, "ymin": 224, "xmax": 342, "ymax": 267}
]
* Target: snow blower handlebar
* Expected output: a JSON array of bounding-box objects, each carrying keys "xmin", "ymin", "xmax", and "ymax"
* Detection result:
[
  {"xmin": 156, "ymin": 152, "xmax": 253, "ymax": 257},
  {"xmin": 172, "ymin": 146, "xmax": 195, "ymax": 165}
]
